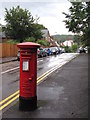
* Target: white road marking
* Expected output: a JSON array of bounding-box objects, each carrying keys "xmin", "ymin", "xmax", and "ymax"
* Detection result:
[
  {"xmin": 1, "ymin": 60, "xmax": 43, "ymax": 74},
  {"xmin": 1, "ymin": 67, "xmax": 19, "ymax": 74}
]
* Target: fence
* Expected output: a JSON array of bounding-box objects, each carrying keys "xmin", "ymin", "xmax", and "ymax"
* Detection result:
[{"xmin": 0, "ymin": 43, "xmax": 19, "ymax": 58}]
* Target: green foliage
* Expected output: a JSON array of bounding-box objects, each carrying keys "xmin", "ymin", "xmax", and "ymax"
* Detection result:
[
  {"xmin": 32, "ymin": 23, "xmax": 45, "ymax": 42},
  {"xmin": 63, "ymin": 2, "xmax": 85, "ymax": 33},
  {"xmin": 7, "ymin": 39, "xmax": 19, "ymax": 44},
  {"xmin": 73, "ymin": 35, "xmax": 81, "ymax": 45},
  {"xmin": 4, "ymin": 6, "xmax": 45, "ymax": 43},
  {"xmin": 37, "ymin": 40, "xmax": 50, "ymax": 47},
  {"xmin": 5, "ymin": 6, "xmax": 34, "ymax": 42},
  {"xmin": 64, "ymin": 46, "xmax": 72, "ymax": 53},
  {"xmin": 52, "ymin": 34, "xmax": 74, "ymax": 44},
  {"xmin": 71, "ymin": 44, "xmax": 78, "ymax": 52},
  {"xmin": 24, "ymin": 37, "xmax": 35, "ymax": 42},
  {"xmin": 63, "ymin": 44, "xmax": 78, "ymax": 53},
  {"xmin": 63, "ymin": 2, "xmax": 90, "ymax": 45}
]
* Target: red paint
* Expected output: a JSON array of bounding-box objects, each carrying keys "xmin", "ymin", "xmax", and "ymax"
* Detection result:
[{"xmin": 17, "ymin": 42, "xmax": 40, "ymax": 98}]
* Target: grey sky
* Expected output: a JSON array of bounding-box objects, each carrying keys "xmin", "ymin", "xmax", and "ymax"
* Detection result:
[{"xmin": 0, "ymin": 0, "xmax": 73, "ymax": 35}]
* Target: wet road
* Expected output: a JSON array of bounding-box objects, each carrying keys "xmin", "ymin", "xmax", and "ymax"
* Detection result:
[
  {"xmin": 1, "ymin": 53, "xmax": 79, "ymax": 101},
  {"xmin": 1, "ymin": 53, "xmax": 88, "ymax": 118}
]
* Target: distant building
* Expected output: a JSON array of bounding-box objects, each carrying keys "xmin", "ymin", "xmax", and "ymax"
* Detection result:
[
  {"xmin": 61, "ymin": 40, "xmax": 74, "ymax": 47},
  {"xmin": 41, "ymin": 29, "xmax": 60, "ymax": 47},
  {"xmin": 50, "ymin": 37, "xmax": 60, "ymax": 47},
  {"xmin": 41, "ymin": 29, "xmax": 51, "ymax": 42}
]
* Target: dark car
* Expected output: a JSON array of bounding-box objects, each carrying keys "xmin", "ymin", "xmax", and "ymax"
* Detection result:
[
  {"xmin": 78, "ymin": 47, "xmax": 86, "ymax": 53},
  {"xmin": 50, "ymin": 47, "xmax": 58, "ymax": 55},
  {"xmin": 37, "ymin": 48, "xmax": 47, "ymax": 57},
  {"xmin": 84, "ymin": 46, "xmax": 88, "ymax": 53}
]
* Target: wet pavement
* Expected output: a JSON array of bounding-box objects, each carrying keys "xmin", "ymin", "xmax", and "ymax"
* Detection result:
[
  {"xmin": 2, "ymin": 54, "xmax": 88, "ymax": 118},
  {"xmin": 0, "ymin": 57, "xmax": 17, "ymax": 64}
]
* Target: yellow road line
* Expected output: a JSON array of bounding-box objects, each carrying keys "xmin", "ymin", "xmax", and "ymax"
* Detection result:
[
  {"xmin": 0, "ymin": 55, "xmax": 78, "ymax": 110},
  {"xmin": 0, "ymin": 94, "xmax": 19, "ymax": 110},
  {"xmin": 0, "ymin": 67, "xmax": 55, "ymax": 106},
  {"xmin": 0, "ymin": 65, "xmax": 60, "ymax": 110},
  {"xmin": 37, "ymin": 66, "xmax": 56, "ymax": 80},
  {"xmin": 37, "ymin": 67, "xmax": 57, "ymax": 84},
  {"xmin": 37, "ymin": 65, "xmax": 60, "ymax": 83},
  {"xmin": 0, "ymin": 90, "xmax": 19, "ymax": 105}
]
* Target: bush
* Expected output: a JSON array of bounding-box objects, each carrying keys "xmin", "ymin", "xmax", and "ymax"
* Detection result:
[
  {"xmin": 7, "ymin": 39, "xmax": 19, "ymax": 44},
  {"xmin": 64, "ymin": 46, "xmax": 72, "ymax": 53},
  {"xmin": 37, "ymin": 40, "xmax": 50, "ymax": 47},
  {"xmin": 24, "ymin": 37, "xmax": 35, "ymax": 42},
  {"xmin": 71, "ymin": 44, "xmax": 78, "ymax": 52}
]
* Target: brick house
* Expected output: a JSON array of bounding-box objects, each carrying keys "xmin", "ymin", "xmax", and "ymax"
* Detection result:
[
  {"xmin": 50, "ymin": 36, "xmax": 60, "ymax": 47},
  {"xmin": 41, "ymin": 29, "xmax": 60, "ymax": 47}
]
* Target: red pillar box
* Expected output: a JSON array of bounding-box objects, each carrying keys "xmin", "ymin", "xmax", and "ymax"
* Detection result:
[{"xmin": 17, "ymin": 42, "xmax": 40, "ymax": 111}]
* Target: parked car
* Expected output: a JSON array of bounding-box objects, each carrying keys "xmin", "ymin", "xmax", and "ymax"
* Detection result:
[
  {"xmin": 57, "ymin": 47, "xmax": 61, "ymax": 54},
  {"xmin": 78, "ymin": 47, "xmax": 86, "ymax": 53},
  {"xmin": 50, "ymin": 47, "xmax": 58, "ymax": 55},
  {"xmin": 44, "ymin": 48, "xmax": 48, "ymax": 55},
  {"xmin": 84, "ymin": 46, "xmax": 88, "ymax": 53},
  {"xmin": 45, "ymin": 48, "xmax": 51, "ymax": 56},
  {"xmin": 61, "ymin": 48, "xmax": 65, "ymax": 53},
  {"xmin": 17, "ymin": 50, "xmax": 20, "ymax": 61},
  {"xmin": 37, "ymin": 48, "xmax": 47, "ymax": 57}
]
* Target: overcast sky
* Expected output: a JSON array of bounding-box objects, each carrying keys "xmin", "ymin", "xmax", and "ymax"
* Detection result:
[{"xmin": 0, "ymin": 0, "xmax": 73, "ymax": 35}]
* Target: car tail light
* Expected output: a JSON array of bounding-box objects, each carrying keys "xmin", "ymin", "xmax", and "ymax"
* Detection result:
[{"xmin": 38, "ymin": 49, "xmax": 40, "ymax": 54}]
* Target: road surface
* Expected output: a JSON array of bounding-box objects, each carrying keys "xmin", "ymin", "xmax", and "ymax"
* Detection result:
[{"xmin": 0, "ymin": 53, "xmax": 79, "ymax": 112}]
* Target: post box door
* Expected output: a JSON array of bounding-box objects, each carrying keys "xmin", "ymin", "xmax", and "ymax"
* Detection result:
[{"xmin": 20, "ymin": 53, "xmax": 37, "ymax": 98}]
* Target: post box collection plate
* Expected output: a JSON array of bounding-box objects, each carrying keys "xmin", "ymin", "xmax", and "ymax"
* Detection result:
[{"xmin": 22, "ymin": 60, "xmax": 29, "ymax": 71}]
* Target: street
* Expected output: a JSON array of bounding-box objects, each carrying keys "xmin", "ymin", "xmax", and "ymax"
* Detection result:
[
  {"xmin": 0, "ymin": 1, "xmax": 89, "ymax": 119},
  {"xmin": 1, "ymin": 53, "xmax": 78, "ymax": 99},
  {"xmin": 0, "ymin": 53, "xmax": 88, "ymax": 118},
  {"xmin": 0, "ymin": 53, "xmax": 88, "ymax": 117},
  {"xmin": 0, "ymin": 53, "xmax": 79, "ymax": 111}
]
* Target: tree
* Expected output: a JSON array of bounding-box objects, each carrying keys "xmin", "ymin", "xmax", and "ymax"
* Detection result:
[
  {"xmin": 71, "ymin": 44, "xmax": 78, "ymax": 52},
  {"xmin": 4, "ymin": 6, "xmax": 34, "ymax": 43},
  {"xmin": 24, "ymin": 37, "xmax": 35, "ymax": 42},
  {"xmin": 64, "ymin": 46, "xmax": 71, "ymax": 53},
  {"xmin": 32, "ymin": 23, "xmax": 45, "ymax": 42},
  {"xmin": 82, "ymin": 2, "xmax": 90, "ymax": 45},
  {"xmin": 63, "ymin": 2, "xmax": 90, "ymax": 45},
  {"xmin": 73, "ymin": 35, "xmax": 81, "ymax": 46},
  {"xmin": 37, "ymin": 39, "xmax": 50, "ymax": 47}
]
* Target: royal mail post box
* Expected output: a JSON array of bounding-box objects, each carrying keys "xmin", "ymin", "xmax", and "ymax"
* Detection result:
[{"xmin": 17, "ymin": 42, "xmax": 40, "ymax": 111}]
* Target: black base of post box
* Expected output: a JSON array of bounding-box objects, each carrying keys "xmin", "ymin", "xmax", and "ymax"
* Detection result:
[{"xmin": 19, "ymin": 96, "xmax": 37, "ymax": 111}]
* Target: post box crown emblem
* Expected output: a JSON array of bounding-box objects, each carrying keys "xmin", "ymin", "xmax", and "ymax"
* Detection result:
[{"xmin": 17, "ymin": 42, "xmax": 40, "ymax": 49}]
